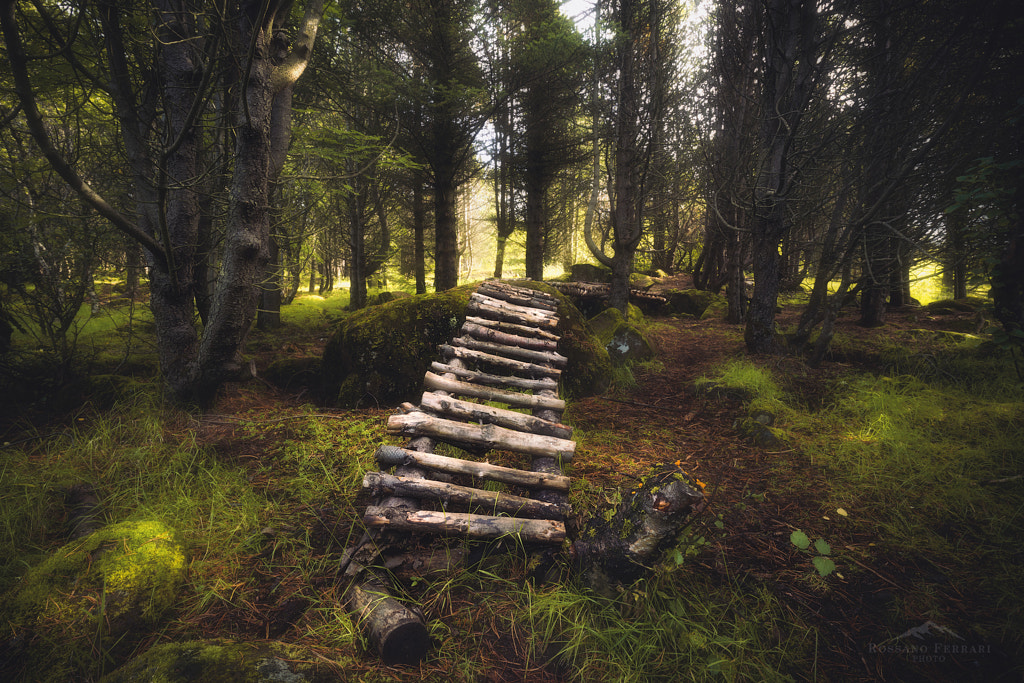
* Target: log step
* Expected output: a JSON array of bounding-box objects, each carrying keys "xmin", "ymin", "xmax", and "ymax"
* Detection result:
[
  {"xmin": 450, "ymin": 336, "xmax": 568, "ymax": 368},
  {"xmin": 439, "ymin": 343, "xmax": 562, "ymax": 379},
  {"xmin": 430, "ymin": 361, "xmax": 558, "ymax": 393},
  {"xmin": 461, "ymin": 320, "xmax": 559, "ymax": 352},
  {"xmin": 465, "ymin": 315, "xmax": 560, "ymax": 342},
  {"xmin": 419, "ymin": 392, "xmax": 572, "ymax": 440},
  {"xmin": 363, "ymin": 506, "xmax": 566, "ymax": 543},
  {"xmin": 387, "ymin": 412, "xmax": 575, "ymax": 461},
  {"xmin": 423, "ymin": 371, "xmax": 565, "ymax": 411},
  {"xmin": 375, "ymin": 445, "xmax": 571, "ymax": 491},
  {"xmin": 362, "ymin": 471, "xmax": 568, "ymax": 519},
  {"xmin": 467, "ymin": 294, "xmax": 559, "ymax": 331}
]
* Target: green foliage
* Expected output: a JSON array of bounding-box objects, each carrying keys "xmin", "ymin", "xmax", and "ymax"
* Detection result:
[{"xmin": 789, "ymin": 530, "xmax": 835, "ymax": 577}]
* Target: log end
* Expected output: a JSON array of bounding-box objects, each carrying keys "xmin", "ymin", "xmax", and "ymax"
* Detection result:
[
  {"xmin": 378, "ymin": 616, "xmax": 432, "ymax": 665},
  {"xmin": 376, "ymin": 445, "xmax": 409, "ymax": 467}
]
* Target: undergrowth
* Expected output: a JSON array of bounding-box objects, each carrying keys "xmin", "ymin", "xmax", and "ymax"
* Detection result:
[{"xmin": 702, "ymin": 340, "xmax": 1024, "ymax": 655}]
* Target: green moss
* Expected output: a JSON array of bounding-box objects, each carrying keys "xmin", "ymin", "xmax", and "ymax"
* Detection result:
[
  {"xmin": 1, "ymin": 520, "xmax": 186, "ymax": 682},
  {"xmin": 321, "ymin": 286, "xmax": 474, "ymax": 407},
  {"xmin": 99, "ymin": 639, "xmax": 354, "ymax": 683}
]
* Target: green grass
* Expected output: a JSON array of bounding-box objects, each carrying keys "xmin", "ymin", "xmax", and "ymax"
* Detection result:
[{"xmin": 702, "ymin": 344, "xmax": 1024, "ymax": 652}]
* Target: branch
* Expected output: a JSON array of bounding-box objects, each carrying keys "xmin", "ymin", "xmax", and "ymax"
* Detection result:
[
  {"xmin": 0, "ymin": 0, "xmax": 167, "ymax": 263},
  {"xmin": 270, "ymin": 0, "xmax": 325, "ymax": 93}
]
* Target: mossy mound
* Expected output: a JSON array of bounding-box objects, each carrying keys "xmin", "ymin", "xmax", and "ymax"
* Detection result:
[
  {"xmin": 321, "ymin": 286, "xmax": 474, "ymax": 407},
  {"xmin": 0, "ymin": 520, "xmax": 186, "ymax": 682},
  {"xmin": 100, "ymin": 640, "xmax": 339, "ymax": 683},
  {"xmin": 588, "ymin": 307, "xmax": 654, "ymax": 365},
  {"xmin": 926, "ymin": 297, "xmax": 989, "ymax": 314},
  {"xmin": 662, "ymin": 288, "xmax": 726, "ymax": 318}
]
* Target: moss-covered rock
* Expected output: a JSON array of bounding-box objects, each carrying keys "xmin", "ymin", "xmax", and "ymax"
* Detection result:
[
  {"xmin": 320, "ymin": 282, "xmax": 612, "ymax": 406},
  {"xmin": 662, "ymin": 288, "xmax": 725, "ymax": 318},
  {"xmin": 569, "ymin": 263, "xmax": 612, "ymax": 283},
  {"xmin": 588, "ymin": 307, "xmax": 654, "ymax": 365},
  {"xmin": 926, "ymin": 297, "xmax": 989, "ymax": 314},
  {"xmin": 321, "ymin": 286, "xmax": 473, "ymax": 407},
  {"xmin": 699, "ymin": 296, "xmax": 729, "ymax": 320},
  {"xmin": 365, "ymin": 291, "xmax": 411, "ymax": 308},
  {"xmin": 99, "ymin": 640, "xmax": 336, "ymax": 683},
  {"xmin": 0, "ymin": 520, "xmax": 186, "ymax": 682},
  {"xmin": 629, "ymin": 273, "xmax": 655, "ymax": 290}
]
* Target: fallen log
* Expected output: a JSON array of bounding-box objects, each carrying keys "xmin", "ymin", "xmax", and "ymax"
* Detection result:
[
  {"xmin": 450, "ymin": 336, "xmax": 568, "ymax": 368},
  {"xmin": 439, "ymin": 343, "xmax": 562, "ymax": 379},
  {"xmin": 362, "ymin": 471, "xmax": 567, "ymax": 519},
  {"xmin": 375, "ymin": 445, "xmax": 571, "ymax": 491},
  {"xmin": 461, "ymin": 320, "xmax": 558, "ymax": 352},
  {"xmin": 387, "ymin": 412, "xmax": 575, "ymax": 461},
  {"xmin": 423, "ymin": 371, "xmax": 565, "ymax": 411},
  {"xmin": 420, "ymin": 391, "xmax": 572, "ymax": 440},
  {"xmin": 363, "ymin": 505, "xmax": 566, "ymax": 543},
  {"xmin": 464, "ymin": 315, "xmax": 560, "ymax": 342},
  {"xmin": 345, "ymin": 579, "xmax": 430, "ymax": 665},
  {"xmin": 429, "ymin": 361, "xmax": 558, "ymax": 393}
]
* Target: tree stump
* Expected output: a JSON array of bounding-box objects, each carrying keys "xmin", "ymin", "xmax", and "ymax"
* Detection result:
[{"xmin": 572, "ymin": 463, "xmax": 705, "ymax": 592}]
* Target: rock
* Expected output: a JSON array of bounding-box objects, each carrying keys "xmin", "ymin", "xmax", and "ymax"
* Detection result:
[
  {"xmin": 320, "ymin": 282, "xmax": 613, "ymax": 406},
  {"xmin": 321, "ymin": 286, "xmax": 474, "ymax": 407},
  {"xmin": 733, "ymin": 416, "xmax": 785, "ymax": 449},
  {"xmin": 662, "ymin": 288, "xmax": 726, "ymax": 318},
  {"xmin": 569, "ymin": 263, "xmax": 612, "ymax": 283},
  {"xmin": 262, "ymin": 357, "xmax": 324, "ymax": 393},
  {"xmin": 0, "ymin": 520, "xmax": 186, "ymax": 682},
  {"xmin": 365, "ymin": 291, "xmax": 411, "ymax": 308},
  {"xmin": 99, "ymin": 640, "xmax": 319, "ymax": 683},
  {"xmin": 588, "ymin": 307, "xmax": 655, "ymax": 365},
  {"xmin": 629, "ymin": 273, "xmax": 655, "ymax": 290},
  {"xmin": 925, "ymin": 297, "xmax": 988, "ymax": 314}
]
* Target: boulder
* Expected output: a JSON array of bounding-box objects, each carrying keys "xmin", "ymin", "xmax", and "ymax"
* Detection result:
[
  {"xmin": 0, "ymin": 520, "xmax": 186, "ymax": 682},
  {"xmin": 662, "ymin": 288, "xmax": 726, "ymax": 318},
  {"xmin": 100, "ymin": 640, "xmax": 320, "ymax": 683},
  {"xmin": 588, "ymin": 307, "xmax": 654, "ymax": 365},
  {"xmin": 321, "ymin": 286, "xmax": 473, "ymax": 407},
  {"xmin": 320, "ymin": 282, "xmax": 613, "ymax": 406},
  {"xmin": 569, "ymin": 263, "xmax": 612, "ymax": 283}
]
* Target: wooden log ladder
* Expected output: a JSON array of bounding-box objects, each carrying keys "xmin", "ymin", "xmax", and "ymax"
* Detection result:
[{"xmin": 344, "ymin": 281, "xmax": 573, "ymax": 664}]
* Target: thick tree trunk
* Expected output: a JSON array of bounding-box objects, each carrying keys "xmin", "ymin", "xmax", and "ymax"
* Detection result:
[{"xmin": 433, "ymin": 152, "xmax": 460, "ymax": 291}]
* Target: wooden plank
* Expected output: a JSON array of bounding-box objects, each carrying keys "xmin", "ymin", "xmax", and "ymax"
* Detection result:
[
  {"xmin": 450, "ymin": 336, "xmax": 568, "ymax": 368},
  {"xmin": 439, "ymin": 343, "xmax": 562, "ymax": 379},
  {"xmin": 387, "ymin": 412, "xmax": 575, "ymax": 461},
  {"xmin": 429, "ymin": 361, "xmax": 558, "ymax": 392},
  {"xmin": 465, "ymin": 315, "xmax": 560, "ymax": 342},
  {"xmin": 419, "ymin": 391, "xmax": 572, "ymax": 439},
  {"xmin": 461, "ymin": 320, "xmax": 558, "ymax": 352},
  {"xmin": 376, "ymin": 445, "xmax": 572, "ymax": 490},
  {"xmin": 363, "ymin": 506, "xmax": 565, "ymax": 543},
  {"xmin": 363, "ymin": 472, "xmax": 567, "ymax": 519},
  {"xmin": 423, "ymin": 371, "xmax": 565, "ymax": 411}
]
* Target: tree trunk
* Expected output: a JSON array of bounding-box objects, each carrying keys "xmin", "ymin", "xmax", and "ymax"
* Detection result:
[
  {"xmin": 433, "ymin": 148, "xmax": 460, "ymax": 291},
  {"xmin": 413, "ymin": 180, "xmax": 427, "ymax": 294}
]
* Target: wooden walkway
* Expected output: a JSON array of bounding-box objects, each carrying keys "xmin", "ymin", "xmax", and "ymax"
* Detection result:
[{"xmin": 360, "ymin": 280, "xmax": 573, "ymax": 544}]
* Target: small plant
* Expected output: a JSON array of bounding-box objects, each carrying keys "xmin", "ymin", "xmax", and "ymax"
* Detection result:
[{"xmin": 789, "ymin": 530, "xmax": 835, "ymax": 577}]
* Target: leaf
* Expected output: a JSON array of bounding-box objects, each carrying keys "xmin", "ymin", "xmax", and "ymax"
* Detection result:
[
  {"xmin": 836, "ymin": 508, "xmax": 848, "ymax": 517},
  {"xmin": 814, "ymin": 538, "xmax": 832, "ymax": 555},
  {"xmin": 812, "ymin": 556, "xmax": 836, "ymax": 577},
  {"xmin": 790, "ymin": 530, "xmax": 810, "ymax": 550}
]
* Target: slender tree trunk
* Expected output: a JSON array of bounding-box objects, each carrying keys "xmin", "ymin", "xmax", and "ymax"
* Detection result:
[{"xmin": 413, "ymin": 180, "xmax": 427, "ymax": 294}]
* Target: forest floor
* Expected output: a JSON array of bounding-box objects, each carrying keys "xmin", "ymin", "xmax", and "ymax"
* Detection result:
[
  {"xmin": 3, "ymin": 278, "xmax": 1021, "ymax": 682},
  {"xmin": 184, "ymin": 275, "xmax": 1018, "ymax": 682}
]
